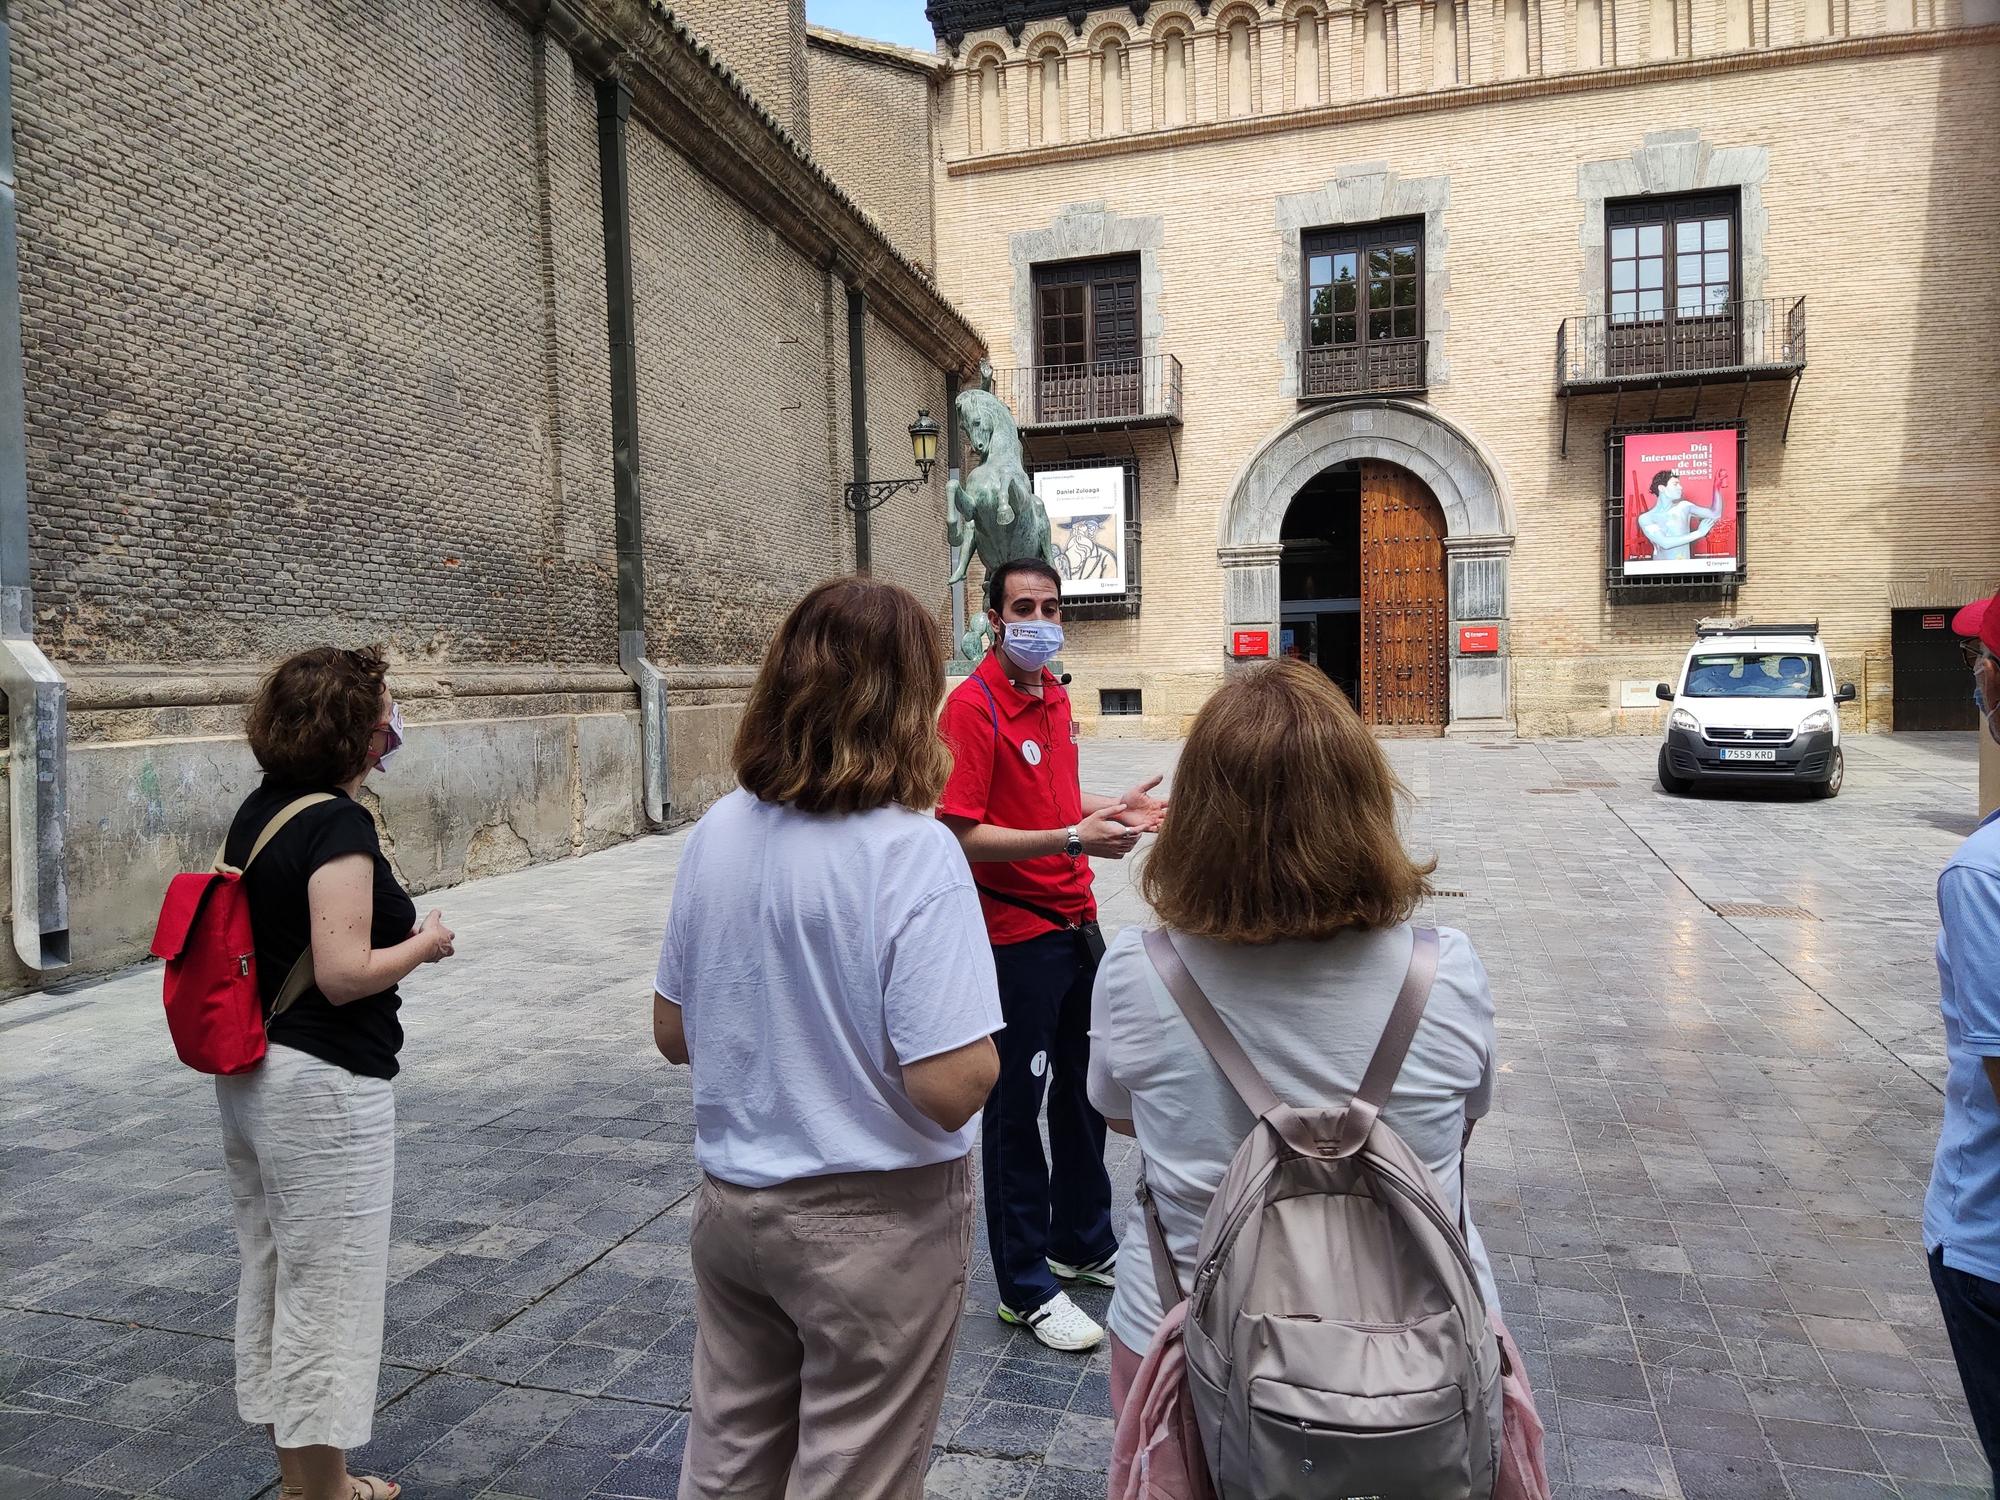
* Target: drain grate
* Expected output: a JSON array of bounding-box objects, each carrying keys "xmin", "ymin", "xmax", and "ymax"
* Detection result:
[
  {"xmin": 1525, "ymin": 787, "xmax": 1579, "ymax": 795},
  {"xmin": 1430, "ymin": 888, "xmax": 1468, "ymax": 898},
  {"xmin": 1709, "ymin": 902, "xmax": 1818, "ymax": 921},
  {"xmin": 1564, "ymin": 780, "xmax": 1620, "ymax": 789}
]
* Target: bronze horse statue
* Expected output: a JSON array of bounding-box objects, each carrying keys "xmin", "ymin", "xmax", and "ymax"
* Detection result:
[{"xmin": 947, "ymin": 385, "xmax": 1054, "ymax": 594}]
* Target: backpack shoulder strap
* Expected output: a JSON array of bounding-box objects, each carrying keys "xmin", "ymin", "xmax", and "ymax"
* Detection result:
[
  {"xmin": 1142, "ymin": 927, "xmax": 1320, "ymax": 1158},
  {"xmin": 268, "ymin": 946, "xmax": 319, "ymax": 1020},
  {"xmin": 216, "ymin": 793, "xmax": 338, "ymax": 875},
  {"xmin": 1331, "ymin": 925, "xmax": 1440, "ymax": 1157},
  {"xmin": 1137, "ymin": 1174, "xmax": 1184, "ymax": 1305}
]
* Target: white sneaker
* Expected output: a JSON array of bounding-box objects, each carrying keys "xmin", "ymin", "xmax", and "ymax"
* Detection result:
[
  {"xmin": 998, "ymin": 1290, "xmax": 1105, "ymax": 1352},
  {"xmin": 1047, "ymin": 1253, "xmax": 1118, "ymax": 1288}
]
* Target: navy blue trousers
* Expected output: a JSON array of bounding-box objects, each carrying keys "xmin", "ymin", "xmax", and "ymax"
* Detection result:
[
  {"xmin": 981, "ymin": 928, "xmax": 1117, "ymax": 1316},
  {"xmin": 1930, "ymin": 1249, "xmax": 2000, "ymax": 1495}
]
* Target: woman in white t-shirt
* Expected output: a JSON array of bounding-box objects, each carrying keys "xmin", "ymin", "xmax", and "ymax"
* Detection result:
[
  {"xmin": 653, "ymin": 577, "xmax": 1004, "ymax": 1500},
  {"xmin": 1088, "ymin": 658, "xmax": 1501, "ymax": 1409}
]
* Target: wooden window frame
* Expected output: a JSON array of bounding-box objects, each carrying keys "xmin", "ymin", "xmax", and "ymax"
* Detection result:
[
  {"xmin": 1301, "ymin": 218, "xmax": 1424, "ymax": 396},
  {"xmin": 1605, "ymin": 190, "xmax": 1739, "ymax": 323}
]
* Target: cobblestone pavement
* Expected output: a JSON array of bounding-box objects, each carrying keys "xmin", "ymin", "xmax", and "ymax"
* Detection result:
[{"xmin": 1, "ymin": 732, "xmax": 1989, "ymax": 1500}]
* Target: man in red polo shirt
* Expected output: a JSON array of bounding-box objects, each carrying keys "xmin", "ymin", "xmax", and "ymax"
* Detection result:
[{"xmin": 939, "ymin": 557, "xmax": 1168, "ymax": 1351}]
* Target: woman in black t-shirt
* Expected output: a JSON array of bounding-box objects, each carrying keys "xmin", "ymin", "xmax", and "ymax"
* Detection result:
[{"xmin": 216, "ymin": 646, "xmax": 454, "ymax": 1500}]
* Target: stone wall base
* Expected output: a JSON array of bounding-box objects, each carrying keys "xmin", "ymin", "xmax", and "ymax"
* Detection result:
[{"xmin": 0, "ymin": 668, "xmax": 758, "ymax": 1000}]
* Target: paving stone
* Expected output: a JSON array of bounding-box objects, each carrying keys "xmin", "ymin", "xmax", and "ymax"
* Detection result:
[
  {"xmin": 1760, "ymin": 1417, "xmax": 1885, "ymax": 1473},
  {"xmin": 69, "ymin": 1428, "xmax": 224, "ymax": 1492},
  {"xmin": 1040, "ymin": 1412, "xmax": 1113, "ymax": 1471},
  {"xmin": 152, "ymin": 1438, "xmax": 275, "ymax": 1500},
  {"xmin": 952, "ymin": 1401, "xmax": 1062, "ymax": 1461},
  {"xmin": 494, "ymin": 1439, "xmax": 623, "ymax": 1498},
  {"xmin": 1777, "ymin": 1465, "xmax": 1899, "ymax": 1499},
  {"xmin": 1667, "ymin": 1449, "xmax": 1786, "ymax": 1500},
  {"xmin": 0, "ymin": 1417, "xmax": 142, "ymax": 1479}
]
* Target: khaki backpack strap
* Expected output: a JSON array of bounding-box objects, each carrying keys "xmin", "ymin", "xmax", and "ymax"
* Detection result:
[
  {"xmin": 231, "ymin": 794, "xmax": 337, "ymax": 1018},
  {"xmin": 1330, "ymin": 926, "xmax": 1441, "ymax": 1157},
  {"xmin": 268, "ymin": 946, "xmax": 318, "ymax": 1021},
  {"xmin": 1142, "ymin": 928, "xmax": 1321, "ymax": 1159},
  {"xmin": 245, "ymin": 794, "xmax": 337, "ymax": 869}
]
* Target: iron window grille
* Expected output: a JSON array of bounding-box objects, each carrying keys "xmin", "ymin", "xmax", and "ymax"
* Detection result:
[
  {"xmin": 1604, "ymin": 418, "xmax": 1749, "ymax": 604},
  {"xmin": 1100, "ymin": 688, "xmax": 1144, "ymax": 716}
]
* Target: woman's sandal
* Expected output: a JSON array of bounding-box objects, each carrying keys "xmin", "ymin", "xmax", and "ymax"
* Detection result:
[{"xmin": 274, "ymin": 1480, "xmax": 400, "ymax": 1500}]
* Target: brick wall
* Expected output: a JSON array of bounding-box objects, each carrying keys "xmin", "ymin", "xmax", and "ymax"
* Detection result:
[
  {"xmin": 627, "ymin": 117, "xmax": 854, "ymax": 667},
  {"xmin": 10, "ymin": 0, "xmax": 613, "ymax": 666},
  {"xmin": 861, "ymin": 308, "xmax": 953, "ymax": 629},
  {"xmin": 931, "ymin": 21, "xmax": 2000, "ymax": 733},
  {"xmin": 674, "ymin": 0, "xmax": 814, "ymax": 144},
  {"xmin": 807, "ymin": 35, "xmax": 940, "ymax": 271}
]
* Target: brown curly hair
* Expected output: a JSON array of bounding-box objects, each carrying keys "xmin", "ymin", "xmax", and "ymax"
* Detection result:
[
  {"xmin": 734, "ymin": 577, "xmax": 952, "ymax": 815},
  {"xmin": 245, "ymin": 646, "xmax": 390, "ymax": 788},
  {"xmin": 1141, "ymin": 658, "xmax": 1434, "ymax": 943}
]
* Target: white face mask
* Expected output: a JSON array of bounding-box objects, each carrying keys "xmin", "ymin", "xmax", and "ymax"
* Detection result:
[
  {"xmin": 1001, "ymin": 620, "xmax": 1064, "ymax": 672},
  {"xmin": 373, "ymin": 701, "xmax": 405, "ymax": 772}
]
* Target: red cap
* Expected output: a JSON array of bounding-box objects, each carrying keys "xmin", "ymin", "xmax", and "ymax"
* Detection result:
[{"xmin": 1955, "ymin": 589, "xmax": 2000, "ymax": 656}]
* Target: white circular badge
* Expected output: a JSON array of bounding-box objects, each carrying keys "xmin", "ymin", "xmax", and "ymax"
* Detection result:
[
  {"xmin": 1021, "ymin": 739, "xmax": 1043, "ymax": 766},
  {"xmin": 1030, "ymin": 1050, "xmax": 1049, "ymax": 1078}
]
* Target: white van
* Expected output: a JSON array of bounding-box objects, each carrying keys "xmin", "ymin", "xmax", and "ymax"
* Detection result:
[{"xmin": 1653, "ymin": 622, "xmax": 1856, "ymax": 798}]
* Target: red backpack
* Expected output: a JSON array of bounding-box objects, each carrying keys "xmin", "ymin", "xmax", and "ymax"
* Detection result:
[{"xmin": 152, "ymin": 794, "xmax": 333, "ymax": 1075}]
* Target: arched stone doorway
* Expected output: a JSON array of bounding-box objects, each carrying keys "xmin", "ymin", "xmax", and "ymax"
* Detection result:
[
  {"xmin": 1220, "ymin": 400, "xmax": 1515, "ymax": 734},
  {"xmin": 1280, "ymin": 462, "xmax": 1451, "ymax": 730}
]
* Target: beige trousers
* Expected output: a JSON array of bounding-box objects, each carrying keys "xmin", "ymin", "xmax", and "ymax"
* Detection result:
[
  {"xmin": 678, "ymin": 1153, "xmax": 976, "ymax": 1500},
  {"xmin": 215, "ymin": 1043, "xmax": 395, "ymax": 1451}
]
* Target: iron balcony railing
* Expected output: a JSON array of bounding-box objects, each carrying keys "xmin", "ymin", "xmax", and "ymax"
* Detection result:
[
  {"xmin": 1556, "ymin": 296, "xmax": 1805, "ymax": 392},
  {"xmin": 997, "ymin": 352, "xmax": 1184, "ymax": 430},
  {"xmin": 1300, "ymin": 337, "xmax": 1427, "ymax": 399}
]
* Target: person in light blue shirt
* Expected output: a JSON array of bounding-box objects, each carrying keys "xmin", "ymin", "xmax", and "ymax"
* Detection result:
[{"xmin": 1925, "ymin": 585, "xmax": 2000, "ymax": 1493}]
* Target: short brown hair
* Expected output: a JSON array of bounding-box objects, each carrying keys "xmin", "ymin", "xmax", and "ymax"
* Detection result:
[
  {"xmin": 245, "ymin": 646, "xmax": 389, "ymax": 788},
  {"xmin": 734, "ymin": 577, "xmax": 952, "ymax": 815},
  {"xmin": 1141, "ymin": 659, "xmax": 1433, "ymax": 943}
]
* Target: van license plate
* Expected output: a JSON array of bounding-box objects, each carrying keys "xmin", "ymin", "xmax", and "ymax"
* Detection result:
[{"xmin": 1720, "ymin": 747, "xmax": 1777, "ymax": 762}]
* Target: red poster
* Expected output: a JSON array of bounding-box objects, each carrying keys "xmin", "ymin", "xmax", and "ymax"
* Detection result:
[
  {"xmin": 1231, "ymin": 630, "xmax": 1270, "ymax": 658},
  {"xmin": 1620, "ymin": 429, "xmax": 1739, "ymax": 577},
  {"xmin": 1458, "ymin": 626, "xmax": 1499, "ymax": 654}
]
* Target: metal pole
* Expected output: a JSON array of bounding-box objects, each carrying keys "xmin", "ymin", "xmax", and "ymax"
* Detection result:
[
  {"xmin": 846, "ymin": 284, "xmax": 870, "ymax": 573},
  {"xmin": 595, "ymin": 74, "xmax": 670, "ymax": 824},
  {"xmin": 0, "ymin": 0, "xmax": 68, "ymax": 969}
]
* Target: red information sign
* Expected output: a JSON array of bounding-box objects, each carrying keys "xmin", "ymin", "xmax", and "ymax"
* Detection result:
[
  {"xmin": 1923, "ymin": 613, "xmax": 1948, "ymax": 630},
  {"xmin": 1231, "ymin": 630, "xmax": 1270, "ymax": 658},
  {"xmin": 1458, "ymin": 626, "xmax": 1499, "ymax": 655}
]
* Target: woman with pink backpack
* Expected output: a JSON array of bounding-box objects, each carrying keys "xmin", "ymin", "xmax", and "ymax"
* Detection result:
[{"xmin": 1089, "ymin": 659, "xmax": 1548, "ymax": 1500}]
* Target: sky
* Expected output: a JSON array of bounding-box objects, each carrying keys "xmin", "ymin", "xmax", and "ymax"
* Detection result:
[{"xmin": 806, "ymin": 0, "xmax": 936, "ymax": 49}]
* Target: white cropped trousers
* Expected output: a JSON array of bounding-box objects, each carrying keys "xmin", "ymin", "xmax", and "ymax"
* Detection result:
[{"xmin": 215, "ymin": 1042, "xmax": 396, "ymax": 1450}]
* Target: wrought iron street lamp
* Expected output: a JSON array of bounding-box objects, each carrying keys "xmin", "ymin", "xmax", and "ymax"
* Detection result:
[{"xmin": 843, "ymin": 410, "xmax": 942, "ymax": 513}]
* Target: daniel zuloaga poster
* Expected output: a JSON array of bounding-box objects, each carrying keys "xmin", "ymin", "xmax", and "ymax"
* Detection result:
[
  {"xmin": 1034, "ymin": 467, "xmax": 1127, "ymax": 598},
  {"xmin": 1621, "ymin": 428, "xmax": 1739, "ymax": 577}
]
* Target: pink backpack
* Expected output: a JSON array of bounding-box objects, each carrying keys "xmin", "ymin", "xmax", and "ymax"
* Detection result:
[{"xmin": 1108, "ymin": 926, "xmax": 1552, "ymax": 1500}]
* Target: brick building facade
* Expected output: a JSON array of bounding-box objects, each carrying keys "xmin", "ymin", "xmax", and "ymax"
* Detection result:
[
  {"xmin": 922, "ymin": 0, "xmax": 2000, "ymax": 741},
  {"xmin": 0, "ymin": 0, "xmax": 982, "ymax": 991}
]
